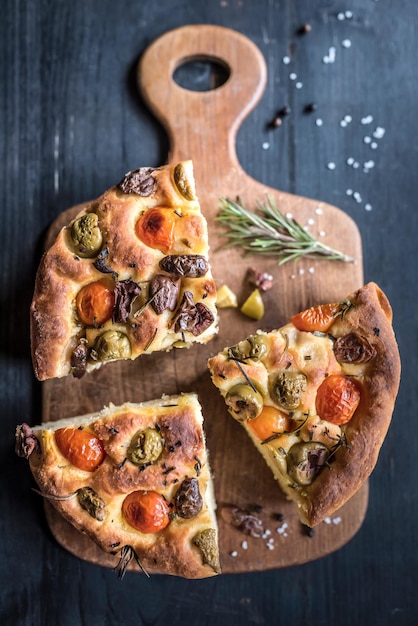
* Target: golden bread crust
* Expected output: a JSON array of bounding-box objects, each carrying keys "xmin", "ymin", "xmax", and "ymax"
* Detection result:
[
  {"xmin": 21, "ymin": 394, "xmax": 220, "ymax": 578},
  {"xmin": 31, "ymin": 161, "xmax": 218, "ymax": 381},
  {"xmin": 208, "ymin": 282, "xmax": 400, "ymax": 526}
]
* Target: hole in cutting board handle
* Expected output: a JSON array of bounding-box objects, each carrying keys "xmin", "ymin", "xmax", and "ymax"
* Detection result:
[{"xmin": 173, "ymin": 55, "xmax": 230, "ymax": 92}]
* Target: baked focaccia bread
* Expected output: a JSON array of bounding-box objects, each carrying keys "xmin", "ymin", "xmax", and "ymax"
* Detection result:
[
  {"xmin": 208, "ymin": 283, "xmax": 400, "ymax": 527},
  {"xmin": 15, "ymin": 393, "xmax": 220, "ymax": 579},
  {"xmin": 31, "ymin": 161, "xmax": 218, "ymax": 381}
]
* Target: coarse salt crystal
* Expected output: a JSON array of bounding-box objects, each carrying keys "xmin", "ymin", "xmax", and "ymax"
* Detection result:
[
  {"xmin": 315, "ymin": 118, "xmax": 323, "ymax": 127},
  {"xmin": 342, "ymin": 39, "xmax": 351, "ymax": 48},
  {"xmin": 315, "ymin": 207, "xmax": 323, "ymax": 215},
  {"xmin": 361, "ymin": 115, "xmax": 373, "ymax": 125},
  {"xmin": 344, "ymin": 115, "xmax": 352, "ymax": 123},
  {"xmin": 289, "ymin": 72, "xmax": 297, "ymax": 80},
  {"xmin": 371, "ymin": 142, "xmax": 378, "ymax": 149},
  {"xmin": 337, "ymin": 12, "xmax": 345, "ymax": 20},
  {"xmin": 333, "ymin": 517, "xmax": 342, "ymax": 525},
  {"xmin": 345, "ymin": 10, "xmax": 353, "ymax": 18},
  {"xmin": 262, "ymin": 529, "xmax": 271, "ymax": 538},
  {"xmin": 277, "ymin": 522, "xmax": 289, "ymax": 534},
  {"xmin": 230, "ymin": 551, "xmax": 238, "ymax": 557},
  {"xmin": 346, "ymin": 188, "xmax": 353, "ymax": 195},
  {"xmin": 364, "ymin": 160, "xmax": 375, "ymax": 169},
  {"xmin": 327, "ymin": 162, "xmax": 336, "ymax": 170},
  {"xmin": 363, "ymin": 136, "xmax": 372, "ymax": 144},
  {"xmin": 241, "ymin": 541, "xmax": 248, "ymax": 550},
  {"xmin": 262, "ymin": 142, "xmax": 270, "ymax": 150},
  {"xmin": 266, "ymin": 543, "xmax": 275, "ymax": 550},
  {"xmin": 298, "ymin": 268, "xmax": 305, "ymax": 275},
  {"xmin": 286, "ymin": 212, "xmax": 293, "ymax": 219},
  {"xmin": 373, "ymin": 126, "xmax": 385, "ymax": 138},
  {"xmin": 353, "ymin": 161, "xmax": 360, "ymax": 169},
  {"xmin": 295, "ymin": 82, "xmax": 303, "ymax": 89},
  {"xmin": 340, "ymin": 120, "xmax": 347, "ymax": 128},
  {"xmin": 308, "ymin": 267, "xmax": 315, "ymax": 274},
  {"xmin": 283, "ymin": 55, "xmax": 291, "ymax": 64},
  {"xmin": 353, "ymin": 192, "xmax": 362, "ymax": 203},
  {"xmin": 346, "ymin": 157, "xmax": 355, "ymax": 165},
  {"xmin": 307, "ymin": 217, "xmax": 315, "ymax": 225},
  {"xmin": 319, "ymin": 230, "xmax": 326, "ymax": 237},
  {"xmin": 324, "ymin": 517, "xmax": 332, "ymax": 525},
  {"xmin": 365, "ymin": 203, "xmax": 373, "ymax": 211}
]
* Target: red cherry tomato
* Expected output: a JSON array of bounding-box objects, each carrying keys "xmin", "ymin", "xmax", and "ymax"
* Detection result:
[
  {"xmin": 315, "ymin": 374, "xmax": 361, "ymax": 425},
  {"xmin": 55, "ymin": 428, "xmax": 106, "ymax": 472},
  {"xmin": 122, "ymin": 490, "xmax": 171, "ymax": 533},
  {"xmin": 135, "ymin": 208, "xmax": 176, "ymax": 253},
  {"xmin": 290, "ymin": 303, "xmax": 339, "ymax": 333},
  {"xmin": 76, "ymin": 280, "xmax": 115, "ymax": 326},
  {"xmin": 247, "ymin": 406, "xmax": 290, "ymax": 442}
]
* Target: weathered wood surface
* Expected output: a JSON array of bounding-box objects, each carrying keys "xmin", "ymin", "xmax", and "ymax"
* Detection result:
[{"xmin": 2, "ymin": 2, "xmax": 417, "ymax": 625}]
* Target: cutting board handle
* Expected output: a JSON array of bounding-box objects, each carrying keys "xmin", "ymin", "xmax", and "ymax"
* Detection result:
[{"xmin": 138, "ymin": 25, "xmax": 267, "ymax": 185}]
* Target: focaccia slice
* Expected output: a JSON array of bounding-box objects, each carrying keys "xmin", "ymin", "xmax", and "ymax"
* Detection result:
[
  {"xmin": 31, "ymin": 161, "xmax": 218, "ymax": 381},
  {"xmin": 208, "ymin": 283, "xmax": 400, "ymax": 526},
  {"xmin": 15, "ymin": 393, "xmax": 220, "ymax": 579}
]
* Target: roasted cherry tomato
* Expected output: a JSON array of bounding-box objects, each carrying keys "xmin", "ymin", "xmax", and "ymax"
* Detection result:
[
  {"xmin": 55, "ymin": 428, "xmax": 106, "ymax": 472},
  {"xmin": 76, "ymin": 280, "xmax": 115, "ymax": 326},
  {"xmin": 315, "ymin": 374, "xmax": 361, "ymax": 425},
  {"xmin": 290, "ymin": 303, "xmax": 339, "ymax": 333},
  {"xmin": 135, "ymin": 208, "xmax": 176, "ymax": 253},
  {"xmin": 122, "ymin": 490, "xmax": 171, "ymax": 533},
  {"xmin": 247, "ymin": 405, "xmax": 290, "ymax": 442}
]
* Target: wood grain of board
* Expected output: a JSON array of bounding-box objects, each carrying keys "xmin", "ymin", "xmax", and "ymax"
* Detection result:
[{"xmin": 41, "ymin": 25, "xmax": 366, "ymax": 575}]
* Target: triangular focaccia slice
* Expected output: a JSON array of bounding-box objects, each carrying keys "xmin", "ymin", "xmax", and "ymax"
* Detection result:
[
  {"xmin": 15, "ymin": 394, "xmax": 220, "ymax": 579},
  {"xmin": 31, "ymin": 161, "xmax": 218, "ymax": 381},
  {"xmin": 208, "ymin": 283, "xmax": 400, "ymax": 527}
]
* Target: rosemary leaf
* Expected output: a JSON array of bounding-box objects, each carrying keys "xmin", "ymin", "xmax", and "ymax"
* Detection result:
[{"xmin": 217, "ymin": 197, "xmax": 354, "ymax": 265}]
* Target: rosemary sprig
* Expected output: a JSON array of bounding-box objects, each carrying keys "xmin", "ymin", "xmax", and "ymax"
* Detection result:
[{"xmin": 217, "ymin": 197, "xmax": 354, "ymax": 265}]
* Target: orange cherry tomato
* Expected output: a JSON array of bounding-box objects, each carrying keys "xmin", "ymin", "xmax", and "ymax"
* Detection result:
[
  {"xmin": 290, "ymin": 303, "xmax": 339, "ymax": 333},
  {"xmin": 315, "ymin": 374, "xmax": 361, "ymax": 425},
  {"xmin": 122, "ymin": 490, "xmax": 171, "ymax": 534},
  {"xmin": 135, "ymin": 208, "xmax": 176, "ymax": 253},
  {"xmin": 247, "ymin": 406, "xmax": 290, "ymax": 442},
  {"xmin": 55, "ymin": 428, "xmax": 106, "ymax": 472},
  {"xmin": 76, "ymin": 280, "xmax": 115, "ymax": 326}
]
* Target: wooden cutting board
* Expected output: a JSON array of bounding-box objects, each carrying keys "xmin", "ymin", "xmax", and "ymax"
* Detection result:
[{"xmin": 42, "ymin": 25, "xmax": 366, "ymax": 575}]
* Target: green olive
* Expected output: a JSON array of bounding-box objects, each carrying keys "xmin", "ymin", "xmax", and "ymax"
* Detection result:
[
  {"xmin": 77, "ymin": 487, "xmax": 106, "ymax": 521},
  {"xmin": 192, "ymin": 528, "xmax": 221, "ymax": 573},
  {"xmin": 228, "ymin": 334, "xmax": 268, "ymax": 361},
  {"xmin": 127, "ymin": 428, "xmax": 163, "ymax": 466},
  {"xmin": 287, "ymin": 441, "xmax": 329, "ymax": 486},
  {"xmin": 70, "ymin": 213, "xmax": 103, "ymax": 258},
  {"xmin": 270, "ymin": 371, "xmax": 307, "ymax": 410},
  {"xmin": 225, "ymin": 383, "xmax": 264, "ymax": 421},
  {"xmin": 93, "ymin": 330, "xmax": 131, "ymax": 361},
  {"xmin": 173, "ymin": 162, "xmax": 196, "ymax": 201}
]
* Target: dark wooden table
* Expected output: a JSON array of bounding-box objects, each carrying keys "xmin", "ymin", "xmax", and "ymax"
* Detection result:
[{"xmin": 1, "ymin": 1, "xmax": 417, "ymax": 624}]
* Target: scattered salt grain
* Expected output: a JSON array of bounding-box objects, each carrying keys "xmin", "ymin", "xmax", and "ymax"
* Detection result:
[
  {"xmin": 324, "ymin": 517, "xmax": 331, "ymax": 525},
  {"xmin": 323, "ymin": 46, "xmax": 336, "ymax": 64},
  {"xmin": 241, "ymin": 541, "xmax": 248, "ymax": 550},
  {"xmin": 282, "ymin": 55, "xmax": 291, "ymax": 65},
  {"xmin": 289, "ymin": 72, "xmax": 297, "ymax": 80},
  {"xmin": 373, "ymin": 126, "xmax": 385, "ymax": 139},
  {"xmin": 315, "ymin": 118, "xmax": 323, "ymax": 127},
  {"xmin": 319, "ymin": 230, "xmax": 326, "ymax": 237},
  {"xmin": 262, "ymin": 529, "xmax": 271, "ymax": 539},
  {"xmin": 352, "ymin": 161, "xmax": 360, "ymax": 169},
  {"xmin": 333, "ymin": 516, "xmax": 342, "ymax": 525},
  {"xmin": 276, "ymin": 521, "xmax": 289, "ymax": 536},
  {"xmin": 341, "ymin": 39, "xmax": 352, "ymax": 48},
  {"xmin": 262, "ymin": 142, "xmax": 270, "ymax": 150},
  {"xmin": 307, "ymin": 217, "xmax": 315, "ymax": 225},
  {"xmin": 346, "ymin": 188, "xmax": 353, "ymax": 195},
  {"xmin": 344, "ymin": 114, "xmax": 352, "ymax": 123},
  {"xmin": 364, "ymin": 160, "xmax": 375, "ymax": 169},
  {"xmin": 327, "ymin": 162, "xmax": 336, "ymax": 170},
  {"xmin": 345, "ymin": 10, "xmax": 353, "ymax": 18},
  {"xmin": 370, "ymin": 142, "xmax": 378, "ymax": 149},
  {"xmin": 337, "ymin": 12, "xmax": 345, "ymax": 21},
  {"xmin": 361, "ymin": 115, "xmax": 374, "ymax": 125},
  {"xmin": 298, "ymin": 268, "xmax": 305, "ymax": 275},
  {"xmin": 308, "ymin": 267, "xmax": 315, "ymax": 274},
  {"xmin": 365, "ymin": 203, "xmax": 373, "ymax": 211},
  {"xmin": 230, "ymin": 551, "xmax": 238, "ymax": 557},
  {"xmin": 353, "ymin": 191, "xmax": 362, "ymax": 203},
  {"xmin": 340, "ymin": 120, "xmax": 347, "ymax": 128},
  {"xmin": 346, "ymin": 157, "xmax": 355, "ymax": 165},
  {"xmin": 286, "ymin": 212, "xmax": 293, "ymax": 219},
  {"xmin": 295, "ymin": 81, "xmax": 303, "ymax": 89},
  {"xmin": 266, "ymin": 542, "xmax": 275, "ymax": 550},
  {"xmin": 314, "ymin": 207, "xmax": 323, "ymax": 215},
  {"xmin": 363, "ymin": 136, "xmax": 372, "ymax": 144}
]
